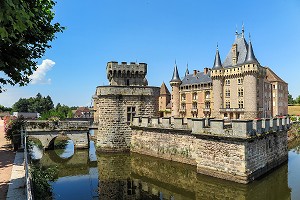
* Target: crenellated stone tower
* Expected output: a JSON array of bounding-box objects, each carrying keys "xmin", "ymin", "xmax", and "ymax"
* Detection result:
[
  {"xmin": 170, "ymin": 63, "xmax": 181, "ymax": 117},
  {"xmin": 93, "ymin": 61, "xmax": 160, "ymax": 152}
]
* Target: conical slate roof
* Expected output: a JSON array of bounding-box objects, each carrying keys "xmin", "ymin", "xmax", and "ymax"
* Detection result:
[
  {"xmin": 160, "ymin": 82, "xmax": 170, "ymax": 95},
  {"xmin": 244, "ymin": 41, "xmax": 259, "ymax": 64},
  {"xmin": 170, "ymin": 64, "xmax": 181, "ymax": 83},
  {"xmin": 212, "ymin": 48, "xmax": 223, "ymax": 70}
]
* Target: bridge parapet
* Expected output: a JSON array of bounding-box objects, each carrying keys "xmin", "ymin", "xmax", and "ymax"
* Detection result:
[
  {"xmin": 131, "ymin": 116, "xmax": 290, "ymax": 138},
  {"xmin": 26, "ymin": 120, "xmax": 90, "ymax": 132}
]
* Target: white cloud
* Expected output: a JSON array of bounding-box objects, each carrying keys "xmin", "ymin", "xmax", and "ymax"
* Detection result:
[{"xmin": 30, "ymin": 59, "xmax": 55, "ymax": 84}]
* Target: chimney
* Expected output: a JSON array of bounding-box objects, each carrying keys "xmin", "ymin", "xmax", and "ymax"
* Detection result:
[
  {"xmin": 204, "ymin": 68, "xmax": 209, "ymax": 75},
  {"xmin": 193, "ymin": 70, "xmax": 197, "ymax": 76}
]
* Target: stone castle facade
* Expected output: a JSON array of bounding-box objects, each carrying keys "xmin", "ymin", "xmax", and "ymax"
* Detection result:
[
  {"xmin": 160, "ymin": 28, "xmax": 288, "ymax": 120},
  {"xmin": 93, "ymin": 61, "xmax": 160, "ymax": 152}
]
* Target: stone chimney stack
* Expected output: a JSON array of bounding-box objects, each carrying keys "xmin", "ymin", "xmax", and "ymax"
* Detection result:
[
  {"xmin": 204, "ymin": 68, "xmax": 209, "ymax": 75},
  {"xmin": 193, "ymin": 70, "xmax": 197, "ymax": 76}
]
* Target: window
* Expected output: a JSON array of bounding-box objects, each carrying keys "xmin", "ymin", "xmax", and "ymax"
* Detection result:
[
  {"xmin": 127, "ymin": 106, "xmax": 136, "ymax": 122},
  {"xmin": 193, "ymin": 92, "xmax": 197, "ymax": 100},
  {"xmin": 181, "ymin": 94, "xmax": 186, "ymax": 101},
  {"xmin": 238, "ymin": 100, "xmax": 244, "ymax": 108},
  {"xmin": 225, "ymin": 101, "xmax": 230, "ymax": 108},
  {"xmin": 205, "ymin": 91, "xmax": 210, "ymax": 99},
  {"xmin": 238, "ymin": 88, "xmax": 244, "ymax": 97},
  {"xmin": 192, "ymin": 102, "xmax": 197, "ymax": 109},
  {"xmin": 237, "ymin": 78, "xmax": 243, "ymax": 85},
  {"xmin": 225, "ymin": 79, "xmax": 230, "ymax": 85},
  {"xmin": 225, "ymin": 89, "xmax": 230, "ymax": 97},
  {"xmin": 181, "ymin": 103, "xmax": 186, "ymax": 110},
  {"xmin": 205, "ymin": 101, "xmax": 210, "ymax": 109}
]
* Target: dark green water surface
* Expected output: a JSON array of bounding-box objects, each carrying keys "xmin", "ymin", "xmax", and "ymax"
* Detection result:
[{"xmin": 32, "ymin": 140, "xmax": 300, "ymax": 200}]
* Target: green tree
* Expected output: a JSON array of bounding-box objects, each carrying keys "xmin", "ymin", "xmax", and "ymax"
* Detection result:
[
  {"xmin": 288, "ymin": 94, "xmax": 295, "ymax": 104},
  {"xmin": 0, "ymin": 105, "xmax": 12, "ymax": 112},
  {"xmin": 0, "ymin": 0, "xmax": 64, "ymax": 92},
  {"xmin": 12, "ymin": 93, "xmax": 54, "ymax": 113},
  {"xmin": 295, "ymin": 96, "xmax": 300, "ymax": 105}
]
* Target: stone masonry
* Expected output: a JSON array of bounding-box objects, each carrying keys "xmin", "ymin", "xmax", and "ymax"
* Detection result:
[
  {"xmin": 130, "ymin": 116, "xmax": 289, "ymax": 183},
  {"xmin": 93, "ymin": 62, "xmax": 160, "ymax": 152}
]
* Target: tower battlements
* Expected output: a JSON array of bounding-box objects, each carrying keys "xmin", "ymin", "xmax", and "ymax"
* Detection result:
[{"xmin": 106, "ymin": 61, "xmax": 148, "ymax": 86}]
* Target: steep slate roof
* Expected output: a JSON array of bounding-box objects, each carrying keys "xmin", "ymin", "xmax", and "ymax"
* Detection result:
[
  {"xmin": 212, "ymin": 48, "xmax": 223, "ymax": 69},
  {"xmin": 170, "ymin": 64, "xmax": 181, "ymax": 83},
  {"xmin": 266, "ymin": 67, "xmax": 286, "ymax": 83},
  {"xmin": 160, "ymin": 82, "xmax": 170, "ymax": 95},
  {"xmin": 181, "ymin": 71, "xmax": 212, "ymax": 86},
  {"xmin": 222, "ymin": 36, "xmax": 249, "ymax": 68},
  {"xmin": 244, "ymin": 41, "xmax": 259, "ymax": 64}
]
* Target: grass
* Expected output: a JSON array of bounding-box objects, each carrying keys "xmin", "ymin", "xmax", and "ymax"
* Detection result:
[{"xmin": 288, "ymin": 105, "xmax": 300, "ymax": 116}]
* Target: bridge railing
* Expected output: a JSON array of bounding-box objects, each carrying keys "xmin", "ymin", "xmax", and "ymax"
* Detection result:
[
  {"xmin": 26, "ymin": 120, "xmax": 90, "ymax": 131},
  {"xmin": 23, "ymin": 128, "xmax": 33, "ymax": 200}
]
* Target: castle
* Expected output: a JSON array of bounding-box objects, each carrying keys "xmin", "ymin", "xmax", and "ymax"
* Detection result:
[
  {"xmin": 160, "ymin": 28, "xmax": 288, "ymax": 120},
  {"xmin": 93, "ymin": 28, "xmax": 289, "ymax": 183}
]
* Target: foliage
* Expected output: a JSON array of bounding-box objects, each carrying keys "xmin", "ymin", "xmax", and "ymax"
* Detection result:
[
  {"xmin": 0, "ymin": 105, "xmax": 12, "ymax": 112},
  {"xmin": 12, "ymin": 93, "xmax": 54, "ymax": 113},
  {"xmin": 288, "ymin": 94, "xmax": 295, "ymax": 105},
  {"xmin": 287, "ymin": 94, "xmax": 300, "ymax": 105},
  {"xmin": 30, "ymin": 165, "xmax": 57, "ymax": 200},
  {"xmin": 4, "ymin": 116, "xmax": 25, "ymax": 146},
  {"xmin": 40, "ymin": 103, "xmax": 73, "ymax": 120},
  {"xmin": 0, "ymin": 0, "xmax": 64, "ymax": 92}
]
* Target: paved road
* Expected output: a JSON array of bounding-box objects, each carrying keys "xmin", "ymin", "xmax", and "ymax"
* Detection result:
[{"xmin": 0, "ymin": 126, "xmax": 15, "ymax": 200}]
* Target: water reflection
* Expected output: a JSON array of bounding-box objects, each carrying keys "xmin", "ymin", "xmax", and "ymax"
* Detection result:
[
  {"xmin": 33, "ymin": 140, "xmax": 300, "ymax": 200},
  {"xmin": 54, "ymin": 140, "xmax": 74, "ymax": 159}
]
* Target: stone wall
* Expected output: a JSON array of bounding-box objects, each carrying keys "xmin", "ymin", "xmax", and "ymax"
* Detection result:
[
  {"xmin": 130, "ymin": 116, "xmax": 289, "ymax": 183},
  {"xmin": 93, "ymin": 86, "xmax": 159, "ymax": 152}
]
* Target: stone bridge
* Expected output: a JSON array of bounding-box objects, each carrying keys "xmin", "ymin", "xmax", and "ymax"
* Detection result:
[{"xmin": 25, "ymin": 120, "xmax": 90, "ymax": 149}]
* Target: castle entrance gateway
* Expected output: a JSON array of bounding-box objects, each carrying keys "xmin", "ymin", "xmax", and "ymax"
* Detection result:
[{"xmin": 93, "ymin": 62, "xmax": 160, "ymax": 152}]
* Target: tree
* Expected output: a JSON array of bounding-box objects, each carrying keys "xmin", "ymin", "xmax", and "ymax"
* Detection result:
[
  {"xmin": 0, "ymin": 0, "xmax": 64, "ymax": 92},
  {"xmin": 295, "ymin": 96, "xmax": 300, "ymax": 105},
  {"xmin": 12, "ymin": 93, "xmax": 54, "ymax": 113},
  {"xmin": 0, "ymin": 105, "xmax": 12, "ymax": 112},
  {"xmin": 288, "ymin": 94, "xmax": 295, "ymax": 105}
]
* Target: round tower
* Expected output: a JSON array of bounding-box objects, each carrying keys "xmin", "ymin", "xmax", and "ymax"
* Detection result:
[
  {"xmin": 211, "ymin": 47, "xmax": 224, "ymax": 119},
  {"xmin": 170, "ymin": 63, "xmax": 181, "ymax": 117}
]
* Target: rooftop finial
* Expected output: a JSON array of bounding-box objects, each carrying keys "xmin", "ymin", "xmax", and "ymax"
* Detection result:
[
  {"xmin": 242, "ymin": 22, "xmax": 245, "ymax": 38},
  {"xmin": 235, "ymin": 24, "xmax": 238, "ymax": 37},
  {"xmin": 217, "ymin": 42, "xmax": 219, "ymax": 50},
  {"xmin": 185, "ymin": 62, "xmax": 189, "ymax": 76},
  {"xmin": 249, "ymin": 32, "xmax": 251, "ymax": 42}
]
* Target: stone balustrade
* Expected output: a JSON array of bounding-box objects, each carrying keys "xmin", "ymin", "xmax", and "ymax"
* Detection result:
[{"xmin": 131, "ymin": 116, "xmax": 290, "ymax": 138}]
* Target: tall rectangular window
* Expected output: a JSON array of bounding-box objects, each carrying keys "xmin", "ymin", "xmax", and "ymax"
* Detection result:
[{"xmin": 127, "ymin": 106, "xmax": 136, "ymax": 122}]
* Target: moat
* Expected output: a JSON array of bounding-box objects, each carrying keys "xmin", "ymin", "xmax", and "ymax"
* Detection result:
[{"xmin": 29, "ymin": 138, "xmax": 300, "ymax": 200}]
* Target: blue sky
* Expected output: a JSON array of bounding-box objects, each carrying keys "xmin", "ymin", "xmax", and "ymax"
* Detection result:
[{"xmin": 1, "ymin": 0, "xmax": 300, "ymax": 107}]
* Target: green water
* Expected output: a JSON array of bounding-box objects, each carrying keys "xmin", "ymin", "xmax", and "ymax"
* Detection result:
[{"xmin": 31, "ymin": 140, "xmax": 300, "ymax": 200}]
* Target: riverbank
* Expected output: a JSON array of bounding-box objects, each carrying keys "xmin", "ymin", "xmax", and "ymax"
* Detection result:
[{"xmin": 0, "ymin": 127, "xmax": 15, "ymax": 200}]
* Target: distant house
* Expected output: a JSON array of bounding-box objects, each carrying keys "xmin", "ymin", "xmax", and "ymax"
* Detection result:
[
  {"xmin": 74, "ymin": 107, "xmax": 93, "ymax": 118},
  {"xmin": 12, "ymin": 112, "xmax": 39, "ymax": 119}
]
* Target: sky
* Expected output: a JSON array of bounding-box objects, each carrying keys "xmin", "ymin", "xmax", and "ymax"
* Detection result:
[{"xmin": 1, "ymin": 0, "xmax": 300, "ymax": 107}]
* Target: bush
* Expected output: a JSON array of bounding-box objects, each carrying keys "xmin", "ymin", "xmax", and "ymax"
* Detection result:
[
  {"xmin": 30, "ymin": 165, "xmax": 58, "ymax": 200},
  {"xmin": 4, "ymin": 116, "xmax": 25, "ymax": 150}
]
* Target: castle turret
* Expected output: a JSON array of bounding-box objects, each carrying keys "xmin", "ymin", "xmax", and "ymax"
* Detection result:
[
  {"xmin": 170, "ymin": 63, "xmax": 181, "ymax": 117},
  {"xmin": 211, "ymin": 47, "xmax": 224, "ymax": 118},
  {"xmin": 106, "ymin": 61, "xmax": 148, "ymax": 86}
]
